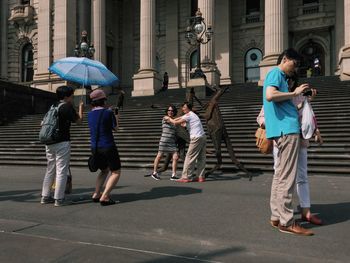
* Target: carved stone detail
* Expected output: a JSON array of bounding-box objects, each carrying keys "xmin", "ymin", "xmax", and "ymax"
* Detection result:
[{"xmin": 8, "ymin": 4, "xmax": 35, "ymax": 39}]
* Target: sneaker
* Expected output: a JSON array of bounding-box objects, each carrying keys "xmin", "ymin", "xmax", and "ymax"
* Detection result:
[
  {"xmin": 54, "ymin": 199, "xmax": 73, "ymax": 207},
  {"xmin": 176, "ymin": 177, "xmax": 193, "ymax": 183},
  {"xmin": 40, "ymin": 196, "xmax": 55, "ymax": 204},
  {"xmin": 151, "ymin": 172, "xmax": 161, "ymax": 180},
  {"xmin": 278, "ymin": 222, "xmax": 314, "ymax": 236},
  {"xmin": 170, "ymin": 175, "xmax": 179, "ymax": 181}
]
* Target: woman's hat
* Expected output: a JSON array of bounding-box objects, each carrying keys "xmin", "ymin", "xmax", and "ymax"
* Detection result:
[{"xmin": 90, "ymin": 89, "xmax": 106, "ymax": 101}]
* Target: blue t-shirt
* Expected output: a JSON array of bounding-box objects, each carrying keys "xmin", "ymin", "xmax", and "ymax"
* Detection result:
[
  {"xmin": 88, "ymin": 108, "xmax": 117, "ymax": 149},
  {"xmin": 263, "ymin": 67, "xmax": 300, "ymax": 139}
]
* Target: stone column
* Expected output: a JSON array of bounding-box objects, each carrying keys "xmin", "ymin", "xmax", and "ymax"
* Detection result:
[
  {"xmin": 198, "ymin": 0, "xmax": 220, "ymax": 88},
  {"xmin": 78, "ymin": 0, "xmax": 91, "ymax": 37},
  {"xmin": 132, "ymin": 0, "xmax": 161, "ymax": 97},
  {"xmin": 165, "ymin": 0, "xmax": 179, "ymax": 89},
  {"xmin": 91, "ymin": 0, "xmax": 106, "ymax": 64},
  {"xmin": 339, "ymin": 0, "xmax": 350, "ymax": 80},
  {"xmin": 51, "ymin": 0, "xmax": 76, "ymax": 91},
  {"xmin": 36, "ymin": 0, "xmax": 52, "ymax": 76},
  {"xmin": 335, "ymin": 0, "xmax": 344, "ymax": 72},
  {"xmin": 259, "ymin": 0, "xmax": 287, "ymax": 85},
  {"xmin": 215, "ymin": 0, "xmax": 232, "ymax": 85},
  {"xmin": 0, "ymin": 0, "xmax": 8, "ymax": 80},
  {"xmin": 53, "ymin": 0, "xmax": 76, "ymax": 60}
]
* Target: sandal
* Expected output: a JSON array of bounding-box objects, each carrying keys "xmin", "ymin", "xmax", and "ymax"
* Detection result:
[
  {"xmin": 100, "ymin": 198, "xmax": 116, "ymax": 206},
  {"xmin": 92, "ymin": 193, "xmax": 101, "ymax": 203}
]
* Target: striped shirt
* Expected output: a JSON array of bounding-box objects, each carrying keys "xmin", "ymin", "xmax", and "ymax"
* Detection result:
[{"xmin": 158, "ymin": 118, "xmax": 178, "ymax": 153}]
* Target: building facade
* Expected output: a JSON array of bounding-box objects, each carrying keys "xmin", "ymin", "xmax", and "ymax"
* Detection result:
[{"xmin": 0, "ymin": 0, "xmax": 349, "ymax": 96}]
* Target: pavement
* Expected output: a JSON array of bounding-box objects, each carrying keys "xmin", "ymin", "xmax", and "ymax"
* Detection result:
[{"xmin": 0, "ymin": 166, "xmax": 349, "ymax": 263}]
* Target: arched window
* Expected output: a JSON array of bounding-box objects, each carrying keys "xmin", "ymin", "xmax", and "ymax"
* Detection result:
[
  {"xmin": 21, "ymin": 43, "xmax": 34, "ymax": 82},
  {"xmin": 190, "ymin": 50, "xmax": 198, "ymax": 71},
  {"xmin": 245, "ymin": 48, "xmax": 262, "ymax": 82}
]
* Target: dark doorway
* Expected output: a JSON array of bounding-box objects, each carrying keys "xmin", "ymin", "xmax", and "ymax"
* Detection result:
[{"xmin": 298, "ymin": 40, "xmax": 325, "ymax": 78}]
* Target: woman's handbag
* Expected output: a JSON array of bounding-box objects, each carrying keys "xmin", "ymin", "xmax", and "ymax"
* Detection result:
[
  {"xmin": 88, "ymin": 154, "xmax": 99, "ymax": 172},
  {"xmin": 88, "ymin": 109, "xmax": 105, "ymax": 172},
  {"xmin": 255, "ymin": 127, "xmax": 273, "ymax": 154}
]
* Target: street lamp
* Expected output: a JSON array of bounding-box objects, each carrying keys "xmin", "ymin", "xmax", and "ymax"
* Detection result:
[
  {"xmin": 185, "ymin": 9, "xmax": 213, "ymax": 79},
  {"xmin": 74, "ymin": 30, "xmax": 95, "ymax": 58},
  {"xmin": 74, "ymin": 31, "xmax": 95, "ymax": 104}
]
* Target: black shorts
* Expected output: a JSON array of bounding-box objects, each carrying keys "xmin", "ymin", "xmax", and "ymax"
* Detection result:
[{"xmin": 94, "ymin": 147, "xmax": 121, "ymax": 171}]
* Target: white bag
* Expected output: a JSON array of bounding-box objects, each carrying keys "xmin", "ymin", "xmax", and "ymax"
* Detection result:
[{"xmin": 301, "ymin": 100, "xmax": 316, "ymax": 139}]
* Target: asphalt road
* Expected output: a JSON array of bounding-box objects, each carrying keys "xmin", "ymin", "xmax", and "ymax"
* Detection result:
[{"xmin": 0, "ymin": 166, "xmax": 349, "ymax": 263}]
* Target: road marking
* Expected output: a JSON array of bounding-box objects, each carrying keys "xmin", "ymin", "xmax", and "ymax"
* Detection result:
[{"xmin": 9, "ymin": 231, "xmax": 224, "ymax": 263}]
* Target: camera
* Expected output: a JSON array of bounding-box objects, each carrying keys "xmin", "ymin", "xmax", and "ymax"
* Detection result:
[{"xmin": 302, "ymin": 89, "xmax": 315, "ymax": 96}]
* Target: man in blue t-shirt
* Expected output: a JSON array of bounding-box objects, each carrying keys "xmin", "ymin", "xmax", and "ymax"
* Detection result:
[{"xmin": 263, "ymin": 48, "xmax": 313, "ymax": 236}]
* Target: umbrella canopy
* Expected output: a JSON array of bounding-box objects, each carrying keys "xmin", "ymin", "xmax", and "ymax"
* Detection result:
[{"xmin": 49, "ymin": 57, "xmax": 119, "ymax": 86}]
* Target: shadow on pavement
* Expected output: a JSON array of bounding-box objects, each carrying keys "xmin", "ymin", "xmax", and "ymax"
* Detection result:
[
  {"xmin": 309, "ymin": 202, "xmax": 350, "ymax": 227},
  {"xmin": 139, "ymin": 246, "xmax": 246, "ymax": 263},
  {"xmin": 114, "ymin": 186, "xmax": 202, "ymax": 203},
  {"xmin": 0, "ymin": 189, "xmax": 40, "ymax": 202}
]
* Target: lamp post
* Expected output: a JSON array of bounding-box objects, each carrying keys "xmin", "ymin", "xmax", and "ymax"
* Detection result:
[
  {"xmin": 74, "ymin": 30, "xmax": 95, "ymax": 104},
  {"xmin": 74, "ymin": 30, "xmax": 95, "ymax": 58},
  {"xmin": 185, "ymin": 9, "xmax": 213, "ymax": 79}
]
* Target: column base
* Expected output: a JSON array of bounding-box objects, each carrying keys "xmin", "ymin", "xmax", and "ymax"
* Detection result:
[
  {"xmin": 187, "ymin": 77, "xmax": 210, "ymax": 100},
  {"xmin": 339, "ymin": 46, "xmax": 350, "ymax": 81},
  {"xmin": 132, "ymin": 71, "xmax": 162, "ymax": 97},
  {"xmin": 202, "ymin": 67, "xmax": 221, "ymax": 89},
  {"xmin": 259, "ymin": 54, "xmax": 279, "ymax": 86}
]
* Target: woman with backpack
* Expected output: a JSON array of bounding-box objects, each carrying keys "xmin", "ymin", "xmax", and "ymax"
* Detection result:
[{"xmin": 88, "ymin": 89, "xmax": 121, "ymax": 206}]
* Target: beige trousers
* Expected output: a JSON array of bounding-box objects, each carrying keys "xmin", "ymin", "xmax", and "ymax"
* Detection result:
[
  {"xmin": 182, "ymin": 136, "xmax": 206, "ymax": 179},
  {"xmin": 270, "ymin": 134, "xmax": 300, "ymax": 226}
]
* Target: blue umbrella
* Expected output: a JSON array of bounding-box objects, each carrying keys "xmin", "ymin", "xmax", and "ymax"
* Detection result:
[{"xmin": 49, "ymin": 57, "xmax": 119, "ymax": 86}]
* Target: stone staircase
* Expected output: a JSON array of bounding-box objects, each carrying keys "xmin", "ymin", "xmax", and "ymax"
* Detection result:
[{"xmin": 0, "ymin": 76, "xmax": 349, "ymax": 176}]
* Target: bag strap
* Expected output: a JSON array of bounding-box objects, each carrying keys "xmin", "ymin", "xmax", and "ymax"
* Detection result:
[{"xmin": 93, "ymin": 109, "xmax": 106, "ymax": 154}]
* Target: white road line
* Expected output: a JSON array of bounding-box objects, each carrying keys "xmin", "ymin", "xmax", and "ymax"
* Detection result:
[{"xmin": 9, "ymin": 231, "xmax": 224, "ymax": 263}]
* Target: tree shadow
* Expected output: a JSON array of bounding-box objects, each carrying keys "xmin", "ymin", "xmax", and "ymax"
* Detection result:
[
  {"xmin": 139, "ymin": 246, "xmax": 246, "ymax": 263},
  {"xmin": 113, "ymin": 186, "xmax": 202, "ymax": 203}
]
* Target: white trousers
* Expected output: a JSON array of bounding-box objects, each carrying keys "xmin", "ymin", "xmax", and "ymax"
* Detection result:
[
  {"xmin": 42, "ymin": 141, "xmax": 71, "ymax": 200},
  {"xmin": 273, "ymin": 143, "xmax": 310, "ymax": 209}
]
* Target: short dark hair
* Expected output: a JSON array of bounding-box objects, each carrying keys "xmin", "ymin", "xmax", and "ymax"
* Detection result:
[
  {"xmin": 91, "ymin": 98, "xmax": 106, "ymax": 107},
  {"xmin": 165, "ymin": 104, "xmax": 177, "ymax": 116},
  {"xmin": 287, "ymin": 72, "xmax": 299, "ymax": 92},
  {"xmin": 182, "ymin": 101, "xmax": 192, "ymax": 110},
  {"xmin": 56, "ymin": 86, "xmax": 74, "ymax": 100},
  {"xmin": 277, "ymin": 48, "xmax": 301, "ymax": 65}
]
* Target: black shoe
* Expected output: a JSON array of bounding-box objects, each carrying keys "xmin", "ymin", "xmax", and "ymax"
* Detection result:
[
  {"xmin": 170, "ymin": 175, "xmax": 179, "ymax": 181},
  {"xmin": 151, "ymin": 172, "xmax": 161, "ymax": 180},
  {"xmin": 100, "ymin": 199, "xmax": 116, "ymax": 206}
]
